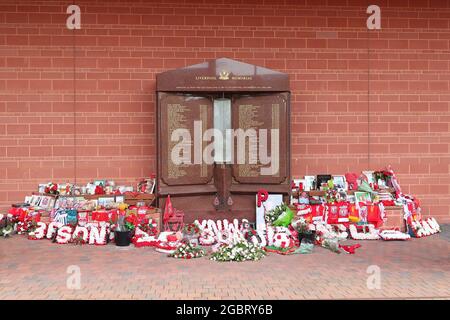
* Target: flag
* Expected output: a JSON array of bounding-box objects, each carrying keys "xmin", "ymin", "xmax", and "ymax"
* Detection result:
[{"xmin": 163, "ymin": 195, "xmax": 174, "ymax": 224}]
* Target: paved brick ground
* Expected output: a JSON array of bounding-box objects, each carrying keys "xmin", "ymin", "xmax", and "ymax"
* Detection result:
[{"xmin": 1, "ymin": 226, "xmax": 449, "ymax": 300}]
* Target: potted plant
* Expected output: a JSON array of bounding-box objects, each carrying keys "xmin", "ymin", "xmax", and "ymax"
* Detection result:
[{"xmin": 114, "ymin": 214, "xmax": 136, "ymax": 247}]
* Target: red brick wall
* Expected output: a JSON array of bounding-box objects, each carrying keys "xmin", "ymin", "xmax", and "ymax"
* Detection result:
[{"xmin": 1, "ymin": 0, "xmax": 449, "ymax": 222}]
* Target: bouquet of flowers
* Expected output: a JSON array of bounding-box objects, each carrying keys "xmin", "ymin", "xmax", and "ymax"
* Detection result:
[
  {"xmin": 293, "ymin": 217, "xmax": 309, "ymax": 234},
  {"xmin": 374, "ymin": 168, "xmax": 394, "ymax": 186},
  {"xmin": 0, "ymin": 214, "xmax": 14, "ymax": 238},
  {"xmin": 265, "ymin": 203, "xmax": 288, "ymax": 224},
  {"xmin": 210, "ymin": 241, "xmax": 266, "ymax": 262},
  {"xmin": 321, "ymin": 237, "xmax": 341, "ymax": 254},
  {"xmin": 124, "ymin": 214, "xmax": 138, "ymax": 231},
  {"xmin": 265, "ymin": 203, "xmax": 294, "ymax": 227},
  {"xmin": 170, "ymin": 242, "xmax": 205, "ymax": 259}
]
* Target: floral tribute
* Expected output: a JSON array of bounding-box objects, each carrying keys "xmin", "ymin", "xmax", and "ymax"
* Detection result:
[
  {"xmin": 210, "ymin": 241, "xmax": 266, "ymax": 262},
  {"xmin": 169, "ymin": 242, "xmax": 205, "ymax": 259},
  {"xmin": 407, "ymin": 217, "xmax": 440, "ymax": 238},
  {"xmin": 196, "ymin": 219, "xmax": 260, "ymax": 247},
  {"xmin": 132, "ymin": 219, "xmax": 160, "ymax": 248}
]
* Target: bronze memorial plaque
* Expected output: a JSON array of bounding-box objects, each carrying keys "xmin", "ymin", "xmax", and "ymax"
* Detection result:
[
  {"xmin": 231, "ymin": 93, "xmax": 288, "ymax": 185},
  {"xmin": 159, "ymin": 93, "xmax": 213, "ymax": 186}
]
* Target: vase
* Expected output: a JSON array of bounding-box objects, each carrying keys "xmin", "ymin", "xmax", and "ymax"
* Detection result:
[
  {"xmin": 114, "ymin": 230, "xmax": 131, "ymax": 247},
  {"xmin": 298, "ymin": 231, "xmax": 316, "ymax": 244}
]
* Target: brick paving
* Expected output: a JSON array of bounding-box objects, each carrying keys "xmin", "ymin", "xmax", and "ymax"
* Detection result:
[{"xmin": 0, "ymin": 226, "xmax": 449, "ymax": 300}]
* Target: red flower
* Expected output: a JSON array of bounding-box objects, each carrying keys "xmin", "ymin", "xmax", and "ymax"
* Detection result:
[{"xmin": 125, "ymin": 214, "xmax": 139, "ymax": 226}]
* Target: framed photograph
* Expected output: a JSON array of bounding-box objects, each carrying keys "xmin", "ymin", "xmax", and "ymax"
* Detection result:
[
  {"xmin": 255, "ymin": 193, "xmax": 283, "ymax": 231},
  {"xmin": 115, "ymin": 195, "xmax": 125, "ymax": 204},
  {"xmin": 292, "ymin": 178, "xmax": 305, "ymax": 190},
  {"xmin": 346, "ymin": 195, "xmax": 356, "ymax": 203},
  {"xmin": 316, "ymin": 175, "xmax": 332, "ymax": 190},
  {"xmin": 40, "ymin": 196, "xmax": 50, "ymax": 209},
  {"xmin": 94, "ymin": 180, "xmax": 106, "ymax": 187},
  {"xmin": 58, "ymin": 183, "xmax": 67, "ymax": 195},
  {"xmin": 138, "ymin": 178, "xmax": 156, "ymax": 194},
  {"xmin": 332, "ymin": 175, "xmax": 347, "ymax": 189},
  {"xmin": 98, "ymin": 197, "xmax": 115, "ymax": 208},
  {"xmin": 38, "ymin": 184, "xmax": 46, "ymax": 194},
  {"xmin": 291, "ymin": 178, "xmax": 305, "ymax": 204},
  {"xmin": 377, "ymin": 178, "xmax": 387, "ymax": 189},
  {"xmin": 304, "ymin": 176, "xmax": 316, "ymax": 191},
  {"xmin": 30, "ymin": 195, "xmax": 41, "ymax": 207},
  {"xmin": 354, "ymin": 191, "xmax": 372, "ymax": 203}
]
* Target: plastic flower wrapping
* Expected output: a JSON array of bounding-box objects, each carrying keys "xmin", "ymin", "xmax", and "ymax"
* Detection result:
[
  {"xmin": 210, "ymin": 241, "xmax": 266, "ymax": 262},
  {"xmin": 170, "ymin": 242, "xmax": 206, "ymax": 259},
  {"xmin": 264, "ymin": 203, "xmax": 294, "ymax": 227}
]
